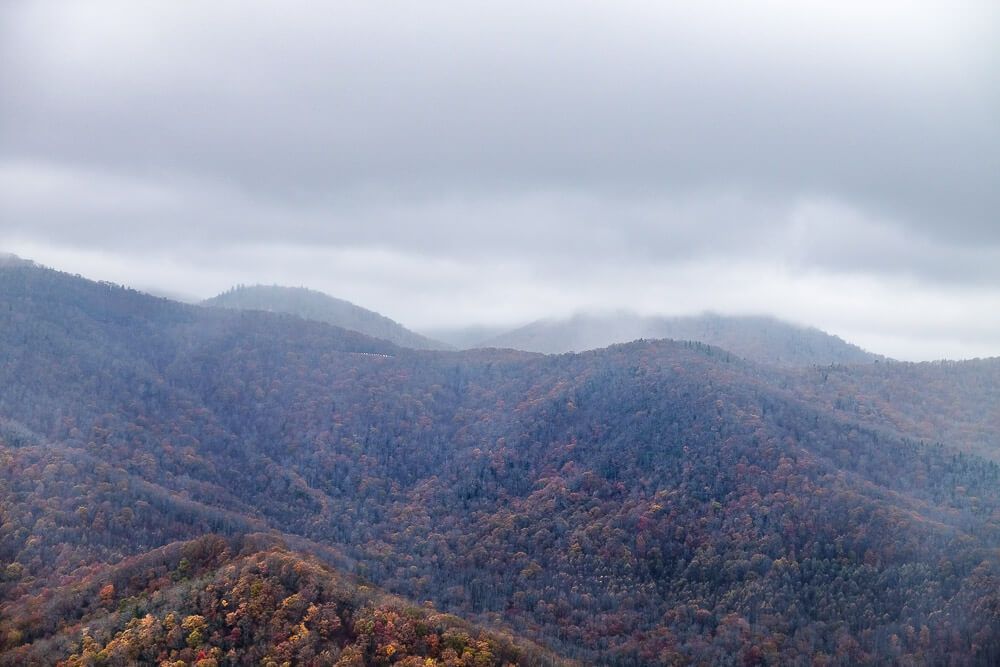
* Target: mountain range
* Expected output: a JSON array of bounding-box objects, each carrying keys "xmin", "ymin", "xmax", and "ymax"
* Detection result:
[
  {"xmin": 201, "ymin": 284, "xmax": 880, "ymax": 368},
  {"xmin": 2, "ymin": 258, "xmax": 999, "ymax": 665}
]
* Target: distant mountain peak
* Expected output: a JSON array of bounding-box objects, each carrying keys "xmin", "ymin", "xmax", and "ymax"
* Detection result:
[{"xmin": 202, "ymin": 284, "xmax": 450, "ymax": 350}]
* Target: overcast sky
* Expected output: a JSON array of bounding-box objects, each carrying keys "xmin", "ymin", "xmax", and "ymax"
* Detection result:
[{"xmin": 1, "ymin": 1, "xmax": 998, "ymax": 360}]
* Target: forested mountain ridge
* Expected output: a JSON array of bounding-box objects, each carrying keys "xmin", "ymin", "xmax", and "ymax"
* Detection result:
[
  {"xmin": 2, "ymin": 260, "xmax": 1000, "ymax": 665},
  {"xmin": 477, "ymin": 312, "xmax": 880, "ymax": 366},
  {"xmin": 202, "ymin": 284, "xmax": 449, "ymax": 351}
]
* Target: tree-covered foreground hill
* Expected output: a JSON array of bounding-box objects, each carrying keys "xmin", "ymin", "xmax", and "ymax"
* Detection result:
[
  {"xmin": 2, "ymin": 259, "xmax": 1000, "ymax": 665},
  {"xmin": 1, "ymin": 534, "xmax": 562, "ymax": 667}
]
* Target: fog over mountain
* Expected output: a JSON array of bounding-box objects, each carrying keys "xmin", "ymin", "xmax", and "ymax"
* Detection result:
[
  {"xmin": 1, "ymin": 1, "xmax": 998, "ymax": 360},
  {"xmin": 473, "ymin": 312, "xmax": 880, "ymax": 366}
]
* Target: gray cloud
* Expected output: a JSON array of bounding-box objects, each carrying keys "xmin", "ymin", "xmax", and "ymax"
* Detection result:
[{"xmin": 1, "ymin": 0, "xmax": 998, "ymax": 360}]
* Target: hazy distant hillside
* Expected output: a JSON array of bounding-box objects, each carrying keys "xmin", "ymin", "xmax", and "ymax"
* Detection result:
[
  {"xmin": 480, "ymin": 312, "xmax": 880, "ymax": 366},
  {"xmin": 421, "ymin": 324, "xmax": 512, "ymax": 349},
  {"xmin": 203, "ymin": 284, "xmax": 449, "ymax": 350}
]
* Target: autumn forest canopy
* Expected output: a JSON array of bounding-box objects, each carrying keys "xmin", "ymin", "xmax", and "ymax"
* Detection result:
[{"xmin": 2, "ymin": 258, "xmax": 1000, "ymax": 666}]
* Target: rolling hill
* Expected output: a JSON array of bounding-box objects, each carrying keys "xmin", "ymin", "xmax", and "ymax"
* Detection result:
[
  {"xmin": 2, "ymin": 260, "xmax": 1000, "ymax": 665},
  {"xmin": 477, "ymin": 312, "xmax": 880, "ymax": 366},
  {"xmin": 1, "ymin": 534, "xmax": 563, "ymax": 666},
  {"xmin": 203, "ymin": 284, "xmax": 449, "ymax": 350}
]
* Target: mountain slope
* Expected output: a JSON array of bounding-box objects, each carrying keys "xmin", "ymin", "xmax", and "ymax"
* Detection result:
[
  {"xmin": 784, "ymin": 357, "xmax": 1000, "ymax": 462},
  {"xmin": 480, "ymin": 312, "xmax": 880, "ymax": 366},
  {"xmin": 1, "ymin": 534, "xmax": 564, "ymax": 666},
  {"xmin": 203, "ymin": 284, "xmax": 449, "ymax": 350},
  {"xmin": 2, "ymin": 260, "xmax": 1000, "ymax": 665}
]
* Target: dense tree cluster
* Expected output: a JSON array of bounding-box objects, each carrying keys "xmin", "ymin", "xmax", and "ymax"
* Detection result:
[
  {"xmin": 2, "ymin": 262, "xmax": 1000, "ymax": 665},
  {"xmin": 1, "ymin": 535, "xmax": 554, "ymax": 666}
]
